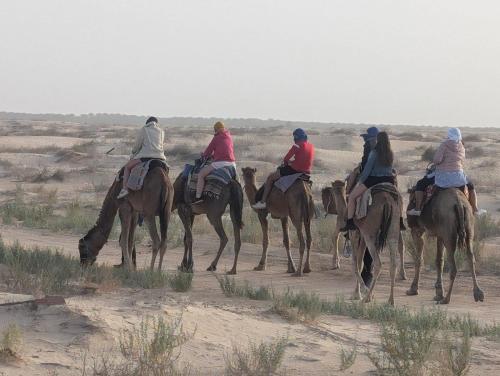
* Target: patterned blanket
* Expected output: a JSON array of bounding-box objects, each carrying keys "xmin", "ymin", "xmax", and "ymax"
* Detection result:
[{"xmin": 183, "ymin": 162, "xmax": 237, "ymax": 200}]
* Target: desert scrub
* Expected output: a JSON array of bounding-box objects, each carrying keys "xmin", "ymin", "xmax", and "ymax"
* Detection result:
[
  {"xmin": 216, "ymin": 275, "xmax": 272, "ymax": 301},
  {"xmin": 421, "ymin": 146, "xmax": 436, "ymax": 162},
  {"xmin": 272, "ymin": 289, "xmax": 323, "ymax": 322},
  {"xmin": 83, "ymin": 316, "xmax": 193, "ymax": 376},
  {"xmin": 168, "ymin": 271, "xmax": 193, "ymax": 292},
  {"xmin": 0, "ymin": 323, "xmax": 23, "ymax": 361},
  {"xmin": 0, "ymin": 240, "xmax": 169, "ymax": 294},
  {"xmin": 224, "ymin": 336, "xmax": 288, "ymax": 376},
  {"xmin": 339, "ymin": 344, "xmax": 357, "ymax": 371}
]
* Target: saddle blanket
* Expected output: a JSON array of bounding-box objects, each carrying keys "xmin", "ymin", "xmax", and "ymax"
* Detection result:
[
  {"xmin": 355, "ymin": 183, "xmax": 400, "ymax": 219},
  {"xmin": 184, "ymin": 164, "xmax": 237, "ymax": 200},
  {"xmin": 274, "ymin": 173, "xmax": 310, "ymax": 193},
  {"xmin": 126, "ymin": 159, "xmax": 169, "ymax": 191}
]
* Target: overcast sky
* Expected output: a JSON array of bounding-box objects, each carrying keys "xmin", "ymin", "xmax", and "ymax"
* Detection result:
[{"xmin": 1, "ymin": 1, "xmax": 499, "ymax": 126}]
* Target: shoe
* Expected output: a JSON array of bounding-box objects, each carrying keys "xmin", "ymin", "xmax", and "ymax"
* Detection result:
[
  {"xmin": 400, "ymin": 217, "xmax": 407, "ymax": 231},
  {"xmin": 252, "ymin": 201, "xmax": 267, "ymax": 210},
  {"xmin": 192, "ymin": 198, "xmax": 204, "ymax": 205},
  {"xmin": 339, "ymin": 218, "xmax": 356, "ymax": 232},
  {"xmin": 407, "ymin": 208, "xmax": 421, "ymax": 216},
  {"xmin": 117, "ymin": 189, "xmax": 129, "ymax": 199}
]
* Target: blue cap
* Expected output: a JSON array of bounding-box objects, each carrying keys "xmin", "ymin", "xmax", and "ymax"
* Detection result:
[
  {"xmin": 293, "ymin": 128, "xmax": 307, "ymax": 142},
  {"xmin": 360, "ymin": 126, "xmax": 379, "ymax": 141}
]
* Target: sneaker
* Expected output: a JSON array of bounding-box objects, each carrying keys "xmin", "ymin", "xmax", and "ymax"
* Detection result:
[
  {"xmin": 252, "ymin": 201, "xmax": 267, "ymax": 210},
  {"xmin": 117, "ymin": 188, "xmax": 129, "ymax": 199},
  {"xmin": 407, "ymin": 208, "xmax": 421, "ymax": 216}
]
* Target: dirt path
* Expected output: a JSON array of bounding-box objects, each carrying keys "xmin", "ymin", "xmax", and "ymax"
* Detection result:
[{"xmin": 1, "ymin": 226, "xmax": 500, "ymax": 375}]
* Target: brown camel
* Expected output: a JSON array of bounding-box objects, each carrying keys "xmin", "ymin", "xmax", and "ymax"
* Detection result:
[
  {"xmin": 406, "ymin": 188, "xmax": 484, "ymax": 304},
  {"xmin": 330, "ymin": 180, "xmax": 402, "ymax": 305},
  {"xmin": 79, "ymin": 165, "xmax": 173, "ymax": 270},
  {"xmin": 173, "ymin": 172, "xmax": 244, "ymax": 274},
  {"xmin": 241, "ymin": 167, "xmax": 315, "ymax": 276}
]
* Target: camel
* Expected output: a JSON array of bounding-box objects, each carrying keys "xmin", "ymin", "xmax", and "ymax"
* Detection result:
[
  {"xmin": 172, "ymin": 172, "xmax": 244, "ymax": 274},
  {"xmin": 406, "ymin": 188, "xmax": 484, "ymax": 304},
  {"xmin": 241, "ymin": 167, "xmax": 315, "ymax": 276},
  {"xmin": 79, "ymin": 165, "xmax": 173, "ymax": 270},
  {"xmin": 330, "ymin": 180, "xmax": 402, "ymax": 305}
]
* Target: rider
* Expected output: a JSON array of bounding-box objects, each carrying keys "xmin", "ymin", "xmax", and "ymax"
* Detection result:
[
  {"xmin": 341, "ymin": 131, "xmax": 396, "ymax": 231},
  {"xmin": 252, "ymin": 128, "xmax": 314, "ymax": 210},
  {"xmin": 407, "ymin": 127, "xmax": 479, "ymax": 216},
  {"xmin": 360, "ymin": 126, "xmax": 380, "ymax": 172},
  {"xmin": 193, "ymin": 121, "xmax": 236, "ymax": 204},
  {"xmin": 117, "ymin": 116, "xmax": 165, "ymax": 199}
]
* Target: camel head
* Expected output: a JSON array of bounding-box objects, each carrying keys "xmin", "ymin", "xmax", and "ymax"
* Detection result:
[
  {"xmin": 321, "ymin": 186, "xmax": 335, "ymax": 215},
  {"xmin": 78, "ymin": 228, "xmax": 106, "ymax": 267},
  {"xmin": 241, "ymin": 167, "xmax": 257, "ymax": 186},
  {"xmin": 331, "ymin": 180, "xmax": 346, "ymax": 194}
]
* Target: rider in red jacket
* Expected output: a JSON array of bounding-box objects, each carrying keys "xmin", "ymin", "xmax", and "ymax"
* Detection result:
[{"xmin": 252, "ymin": 128, "xmax": 314, "ymax": 209}]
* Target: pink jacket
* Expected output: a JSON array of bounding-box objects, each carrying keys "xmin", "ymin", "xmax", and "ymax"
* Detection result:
[
  {"xmin": 202, "ymin": 130, "xmax": 235, "ymax": 162},
  {"xmin": 433, "ymin": 140, "xmax": 465, "ymax": 171}
]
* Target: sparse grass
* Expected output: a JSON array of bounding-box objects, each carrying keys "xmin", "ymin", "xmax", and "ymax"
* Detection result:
[
  {"xmin": 462, "ymin": 134, "xmax": 482, "ymax": 142},
  {"xmin": 224, "ymin": 336, "xmax": 288, "ymax": 376},
  {"xmin": 0, "ymin": 324, "xmax": 22, "ymax": 361},
  {"xmin": 272, "ymin": 289, "xmax": 323, "ymax": 322},
  {"xmin": 71, "ymin": 140, "xmax": 98, "ymax": 154},
  {"xmin": 166, "ymin": 143, "xmax": 200, "ymax": 161},
  {"xmin": 31, "ymin": 168, "xmax": 66, "ymax": 183},
  {"xmin": 216, "ymin": 275, "xmax": 272, "ymax": 301},
  {"xmin": 168, "ymin": 271, "xmax": 193, "ymax": 292},
  {"xmin": 467, "ymin": 146, "xmax": 486, "ymax": 158},
  {"xmin": 437, "ymin": 329, "xmax": 472, "ymax": 376},
  {"xmin": 0, "ymin": 240, "xmax": 169, "ymax": 294},
  {"xmin": 83, "ymin": 316, "xmax": 192, "ymax": 376},
  {"xmin": 0, "ymin": 145, "xmax": 62, "ymax": 154},
  {"xmin": 339, "ymin": 344, "xmax": 357, "ymax": 371}
]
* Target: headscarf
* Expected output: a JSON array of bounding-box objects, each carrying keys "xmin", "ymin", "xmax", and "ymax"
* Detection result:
[
  {"xmin": 214, "ymin": 121, "xmax": 225, "ymax": 133},
  {"xmin": 447, "ymin": 127, "xmax": 462, "ymax": 142},
  {"xmin": 293, "ymin": 128, "xmax": 307, "ymax": 142}
]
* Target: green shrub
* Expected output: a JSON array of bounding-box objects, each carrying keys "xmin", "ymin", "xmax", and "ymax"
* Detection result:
[{"xmin": 168, "ymin": 272, "xmax": 193, "ymax": 292}]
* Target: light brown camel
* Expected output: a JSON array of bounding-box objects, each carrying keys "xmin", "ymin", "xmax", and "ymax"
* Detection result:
[
  {"xmin": 172, "ymin": 172, "xmax": 244, "ymax": 274},
  {"xmin": 330, "ymin": 180, "xmax": 402, "ymax": 305},
  {"xmin": 241, "ymin": 167, "xmax": 315, "ymax": 276},
  {"xmin": 79, "ymin": 165, "xmax": 173, "ymax": 270},
  {"xmin": 406, "ymin": 188, "xmax": 484, "ymax": 304}
]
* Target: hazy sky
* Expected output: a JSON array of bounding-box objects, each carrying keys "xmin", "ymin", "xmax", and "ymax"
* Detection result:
[{"xmin": 1, "ymin": 1, "xmax": 499, "ymax": 126}]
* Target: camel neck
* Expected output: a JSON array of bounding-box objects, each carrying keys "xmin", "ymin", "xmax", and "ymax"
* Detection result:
[
  {"xmin": 333, "ymin": 190, "xmax": 347, "ymax": 219},
  {"xmin": 244, "ymin": 182, "xmax": 258, "ymax": 205},
  {"xmin": 92, "ymin": 181, "xmax": 120, "ymax": 244}
]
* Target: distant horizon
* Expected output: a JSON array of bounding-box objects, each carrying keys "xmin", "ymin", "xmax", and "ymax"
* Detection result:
[{"xmin": 1, "ymin": 110, "xmax": 498, "ymax": 130}]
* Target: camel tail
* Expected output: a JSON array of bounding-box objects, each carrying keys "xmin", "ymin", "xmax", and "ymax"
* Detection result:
[
  {"xmin": 159, "ymin": 172, "xmax": 173, "ymax": 243},
  {"xmin": 229, "ymin": 180, "xmax": 244, "ymax": 230},
  {"xmin": 455, "ymin": 203, "xmax": 467, "ymax": 250},
  {"xmin": 376, "ymin": 201, "xmax": 393, "ymax": 252}
]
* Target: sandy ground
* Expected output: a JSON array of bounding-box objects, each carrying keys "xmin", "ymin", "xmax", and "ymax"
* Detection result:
[{"xmin": 1, "ymin": 120, "xmax": 500, "ymax": 375}]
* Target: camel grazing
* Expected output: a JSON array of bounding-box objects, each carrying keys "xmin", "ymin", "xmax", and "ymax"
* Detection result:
[
  {"xmin": 173, "ymin": 172, "xmax": 244, "ymax": 274},
  {"xmin": 79, "ymin": 165, "xmax": 173, "ymax": 270},
  {"xmin": 406, "ymin": 188, "xmax": 484, "ymax": 304},
  {"xmin": 330, "ymin": 180, "xmax": 402, "ymax": 305},
  {"xmin": 241, "ymin": 167, "xmax": 315, "ymax": 276}
]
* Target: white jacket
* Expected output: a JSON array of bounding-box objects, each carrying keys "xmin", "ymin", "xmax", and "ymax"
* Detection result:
[{"xmin": 131, "ymin": 122, "xmax": 166, "ymax": 160}]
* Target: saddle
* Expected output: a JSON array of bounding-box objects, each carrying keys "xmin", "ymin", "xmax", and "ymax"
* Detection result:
[
  {"xmin": 183, "ymin": 158, "xmax": 237, "ymax": 201},
  {"xmin": 355, "ymin": 183, "xmax": 400, "ymax": 219},
  {"xmin": 122, "ymin": 159, "xmax": 169, "ymax": 191},
  {"xmin": 254, "ymin": 174, "xmax": 311, "ymax": 203},
  {"xmin": 407, "ymin": 184, "xmax": 469, "ymax": 213}
]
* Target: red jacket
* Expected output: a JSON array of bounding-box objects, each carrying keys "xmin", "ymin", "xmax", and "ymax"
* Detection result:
[
  {"xmin": 284, "ymin": 140, "xmax": 314, "ymax": 173},
  {"xmin": 202, "ymin": 130, "xmax": 235, "ymax": 162}
]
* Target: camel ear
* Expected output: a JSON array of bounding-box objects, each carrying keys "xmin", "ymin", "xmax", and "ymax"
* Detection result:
[{"xmin": 252, "ymin": 168, "xmax": 257, "ymax": 173}]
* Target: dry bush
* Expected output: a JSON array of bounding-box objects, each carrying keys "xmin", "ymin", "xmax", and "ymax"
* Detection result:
[
  {"xmin": 467, "ymin": 146, "xmax": 486, "ymax": 158},
  {"xmin": 0, "ymin": 323, "xmax": 23, "ymax": 361},
  {"xmin": 339, "ymin": 344, "xmax": 357, "ymax": 371},
  {"xmin": 167, "ymin": 271, "xmax": 193, "ymax": 292},
  {"xmin": 31, "ymin": 168, "xmax": 65, "ymax": 183},
  {"xmin": 166, "ymin": 143, "xmax": 200, "ymax": 161},
  {"xmin": 224, "ymin": 337, "xmax": 288, "ymax": 376},
  {"xmin": 0, "ymin": 145, "xmax": 62, "ymax": 154},
  {"xmin": 71, "ymin": 140, "xmax": 98, "ymax": 154},
  {"xmin": 437, "ymin": 329, "xmax": 471, "ymax": 376},
  {"xmin": 421, "ymin": 146, "xmax": 436, "ymax": 162},
  {"xmin": 462, "ymin": 134, "xmax": 482, "ymax": 142}
]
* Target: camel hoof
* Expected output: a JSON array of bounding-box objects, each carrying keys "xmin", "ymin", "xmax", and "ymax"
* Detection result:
[
  {"xmin": 254, "ymin": 264, "xmax": 266, "ymax": 271},
  {"xmin": 332, "ymin": 260, "xmax": 340, "ymax": 270},
  {"xmin": 303, "ymin": 266, "xmax": 311, "ymax": 274},
  {"xmin": 226, "ymin": 269, "xmax": 237, "ymax": 275},
  {"xmin": 474, "ymin": 288, "xmax": 484, "ymax": 302},
  {"xmin": 206, "ymin": 265, "xmax": 217, "ymax": 272},
  {"xmin": 406, "ymin": 289, "xmax": 418, "ymax": 296},
  {"xmin": 433, "ymin": 294, "xmax": 444, "ymax": 302},
  {"xmin": 388, "ymin": 298, "xmax": 394, "ymax": 306},
  {"xmin": 437, "ymin": 298, "xmax": 449, "ymax": 305},
  {"xmin": 351, "ymin": 294, "xmax": 362, "ymax": 301},
  {"xmin": 363, "ymin": 296, "xmax": 372, "ymax": 304},
  {"xmin": 178, "ymin": 264, "xmax": 193, "ymax": 273},
  {"xmin": 399, "ymin": 273, "xmax": 407, "ymax": 281},
  {"xmin": 292, "ymin": 271, "xmax": 303, "ymax": 277}
]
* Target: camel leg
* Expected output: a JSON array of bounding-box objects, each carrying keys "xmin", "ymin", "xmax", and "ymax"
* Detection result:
[
  {"xmin": 387, "ymin": 231, "xmax": 399, "ymax": 306},
  {"xmin": 363, "ymin": 238, "xmax": 382, "ymax": 303},
  {"xmin": 291, "ymin": 218, "xmax": 305, "ymax": 277},
  {"xmin": 128, "ymin": 213, "xmax": 138, "ymax": 270},
  {"xmin": 118, "ymin": 205, "xmax": 133, "ymax": 270},
  {"xmin": 228, "ymin": 206, "xmax": 242, "ymax": 275},
  {"xmin": 254, "ymin": 212, "xmax": 269, "ymax": 271},
  {"xmin": 439, "ymin": 236, "xmax": 458, "ymax": 305},
  {"xmin": 398, "ymin": 231, "xmax": 407, "ymax": 280},
  {"xmin": 406, "ymin": 228, "xmax": 424, "ymax": 296},
  {"xmin": 281, "ymin": 217, "xmax": 296, "ymax": 273},
  {"xmin": 331, "ymin": 224, "xmax": 340, "ymax": 270},
  {"xmin": 207, "ymin": 215, "xmax": 229, "ymax": 273},
  {"xmin": 434, "ymin": 238, "xmax": 445, "ymax": 301},
  {"xmin": 146, "ymin": 216, "xmax": 161, "ymax": 271},
  {"xmin": 465, "ymin": 236, "xmax": 484, "ymax": 302},
  {"xmin": 351, "ymin": 234, "xmax": 367, "ymax": 300},
  {"xmin": 179, "ymin": 206, "xmax": 194, "ymax": 272},
  {"xmin": 303, "ymin": 218, "xmax": 312, "ymax": 273}
]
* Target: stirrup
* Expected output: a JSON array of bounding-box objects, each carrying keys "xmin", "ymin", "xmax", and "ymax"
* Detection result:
[
  {"xmin": 407, "ymin": 208, "xmax": 421, "ymax": 216},
  {"xmin": 252, "ymin": 201, "xmax": 267, "ymax": 210},
  {"xmin": 117, "ymin": 189, "xmax": 129, "ymax": 199}
]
